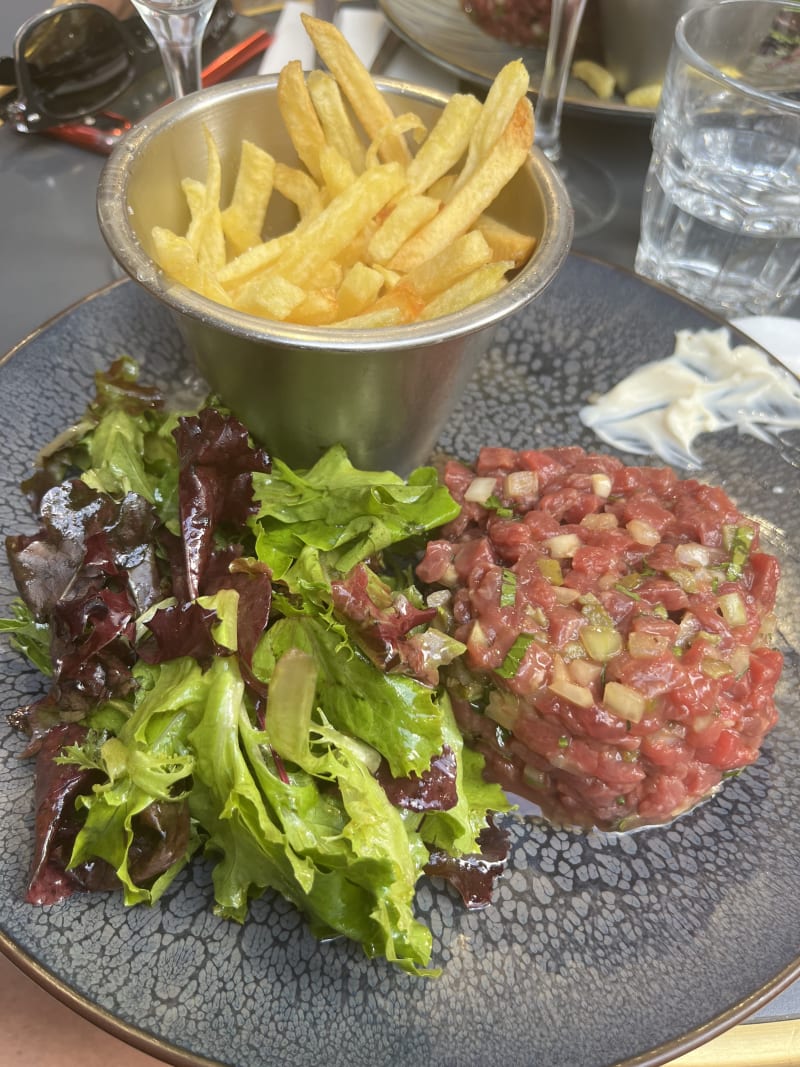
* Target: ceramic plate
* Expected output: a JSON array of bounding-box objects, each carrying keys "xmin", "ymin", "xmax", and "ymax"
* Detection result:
[
  {"xmin": 378, "ymin": 0, "xmax": 653, "ymax": 120},
  {"xmin": 1, "ymin": 255, "xmax": 799, "ymax": 1067}
]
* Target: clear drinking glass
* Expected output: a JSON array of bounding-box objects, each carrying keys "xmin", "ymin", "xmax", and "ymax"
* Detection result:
[
  {"xmin": 130, "ymin": 0, "xmax": 217, "ymax": 99},
  {"xmin": 535, "ymin": 0, "xmax": 618, "ymax": 237},
  {"xmin": 635, "ymin": 0, "xmax": 800, "ymax": 318}
]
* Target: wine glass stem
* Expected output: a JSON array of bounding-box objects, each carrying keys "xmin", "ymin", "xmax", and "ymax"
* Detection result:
[
  {"xmin": 535, "ymin": 0, "xmax": 587, "ymax": 164},
  {"xmin": 132, "ymin": 1, "xmax": 216, "ymax": 99}
]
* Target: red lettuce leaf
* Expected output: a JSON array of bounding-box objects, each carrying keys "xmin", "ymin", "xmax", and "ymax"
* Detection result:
[
  {"xmin": 424, "ymin": 820, "xmax": 511, "ymax": 909},
  {"xmin": 376, "ymin": 744, "xmax": 458, "ymax": 812},
  {"xmin": 173, "ymin": 409, "xmax": 270, "ymax": 600}
]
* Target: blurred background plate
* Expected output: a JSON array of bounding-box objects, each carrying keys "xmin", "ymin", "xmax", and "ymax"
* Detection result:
[
  {"xmin": 1, "ymin": 255, "xmax": 799, "ymax": 1067},
  {"xmin": 378, "ymin": 0, "xmax": 654, "ymax": 119}
]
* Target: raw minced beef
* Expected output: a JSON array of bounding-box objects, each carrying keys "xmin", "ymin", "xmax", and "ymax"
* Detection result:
[
  {"xmin": 461, "ymin": 0, "xmax": 602, "ymax": 54},
  {"xmin": 416, "ymin": 446, "xmax": 783, "ymax": 830}
]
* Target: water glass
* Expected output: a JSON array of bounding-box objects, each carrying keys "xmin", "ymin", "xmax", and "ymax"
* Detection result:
[{"xmin": 635, "ymin": 0, "xmax": 800, "ymax": 319}]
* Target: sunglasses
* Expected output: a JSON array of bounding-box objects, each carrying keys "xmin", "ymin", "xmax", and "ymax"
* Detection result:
[{"xmin": 0, "ymin": 0, "xmax": 237, "ymax": 135}]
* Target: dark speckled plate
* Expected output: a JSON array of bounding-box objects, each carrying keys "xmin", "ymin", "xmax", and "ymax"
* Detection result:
[{"xmin": 1, "ymin": 255, "xmax": 799, "ymax": 1067}]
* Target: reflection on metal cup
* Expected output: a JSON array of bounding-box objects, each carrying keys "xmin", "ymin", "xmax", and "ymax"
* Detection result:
[{"xmin": 634, "ymin": 0, "xmax": 800, "ymax": 319}]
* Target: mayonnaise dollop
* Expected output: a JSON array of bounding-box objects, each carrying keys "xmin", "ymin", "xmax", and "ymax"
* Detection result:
[{"xmin": 579, "ymin": 328, "xmax": 800, "ymax": 468}]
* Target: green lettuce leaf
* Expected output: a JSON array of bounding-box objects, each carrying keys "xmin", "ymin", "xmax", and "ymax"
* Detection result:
[
  {"xmin": 250, "ymin": 445, "xmax": 459, "ymax": 579},
  {"xmin": 63, "ymin": 592, "xmax": 438, "ymax": 974},
  {"xmin": 0, "ymin": 600, "xmax": 51, "ymax": 675},
  {"xmin": 253, "ymin": 614, "xmax": 446, "ymax": 778}
]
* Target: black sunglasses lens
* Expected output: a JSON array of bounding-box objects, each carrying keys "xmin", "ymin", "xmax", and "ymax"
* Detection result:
[{"xmin": 23, "ymin": 9, "xmax": 133, "ymax": 120}]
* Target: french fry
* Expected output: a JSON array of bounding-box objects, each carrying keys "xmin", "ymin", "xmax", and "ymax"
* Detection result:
[
  {"xmin": 404, "ymin": 93, "xmax": 482, "ymax": 196},
  {"xmin": 188, "ymin": 126, "xmax": 226, "ymax": 273},
  {"xmin": 182, "ymin": 177, "xmax": 206, "ymax": 223},
  {"xmin": 395, "ymin": 230, "xmax": 493, "ymax": 300},
  {"xmin": 269, "ymin": 162, "xmax": 406, "ymax": 287},
  {"xmin": 333, "ymin": 306, "xmax": 404, "ymax": 328},
  {"xmin": 315, "ymin": 258, "xmax": 344, "ymax": 289},
  {"xmin": 273, "ymin": 163, "xmax": 324, "ymax": 220},
  {"xmin": 218, "ymin": 228, "xmax": 299, "ymax": 287},
  {"xmin": 625, "ymin": 83, "xmax": 662, "ymax": 108},
  {"xmin": 306, "ymin": 69, "xmax": 366, "ymax": 174},
  {"xmin": 449, "ymin": 59, "xmax": 529, "ymax": 198},
  {"xmin": 277, "ymin": 59, "xmax": 327, "ymax": 184},
  {"xmin": 300, "ymin": 12, "xmax": 412, "ymax": 167},
  {"xmin": 364, "ymin": 112, "xmax": 426, "ymax": 170},
  {"xmin": 420, "ymin": 260, "xmax": 513, "ymax": 320},
  {"xmin": 285, "ymin": 287, "xmax": 339, "ymax": 325},
  {"xmin": 336, "ymin": 262, "xmax": 385, "ymax": 319},
  {"xmin": 475, "ymin": 214, "xmax": 537, "ymax": 267},
  {"xmin": 367, "ymin": 195, "xmax": 440, "ymax": 265},
  {"xmin": 571, "ymin": 59, "xmax": 616, "ymax": 100},
  {"xmin": 388, "ymin": 96, "xmax": 533, "ymax": 272},
  {"xmin": 373, "ymin": 264, "xmax": 401, "ymax": 290},
  {"xmin": 153, "ymin": 20, "xmax": 538, "ymax": 328},
  {"xmin": 152, "ymin": 227, "xmax": 233, "ymax": 306},
  {"xmin": 234, "ymin": 273, "xmax": 306, "ymax": 319},
  {"xmin": 319, "ymin": 144, "xmax": 357, "ymax": 201},
  {"xmin": 221, "ymin": 140, "xmax": 275, "ymax": 256}
]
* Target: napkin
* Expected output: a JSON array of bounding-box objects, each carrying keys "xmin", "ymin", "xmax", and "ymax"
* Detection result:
[
  {"xmin": 732, "ymin": 316, "xmax": 800, "ymax": 378},
  {"xmin": 258, "ymin": 1, "xmax": 458, "ymax": 93}
]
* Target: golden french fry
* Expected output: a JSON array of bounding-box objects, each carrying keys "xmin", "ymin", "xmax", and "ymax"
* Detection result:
[
  {"xmin": 154, "ymin": 24, "xmax": 537, "ymax": 328},
  {"xmin": 233, "ymin": 273, "xmax": 306, "ymax": 319},
  {"xmin": 319, "ymin": 144, "xmax": 357, "ymax": 201},
  {"xmin": 221, "ymin": 140, "xmax": 275, "ymax": 256},
  {"xmin": 571, "ymin": 59, "xmax": 616, "ymax": 100},
  {"xmin": 307, "ymin": 69, "xmax": 366, "ymax": 174},
  {"xmin": 285, "ymin": 287, "xmax": 339, "ymax": 325},
  {"xmin": 334, "ymin": 219, "xmax": 378, "ymax": 269},
  {"xmin": 336, "ymin": 261, "xmax": 385, "ymax": 319},
  {"xmin": 625, "ymin": 82, "xmax": 662, "ymax": 108},
  {"xmin": 368, "ymin": 285, "xmax": 426, "ymax": 324},
  {"xmin": 475, "ymin": 214, "xmax": 537, "ymax": 267},
  {"xmin": 152, "ymin": 227, "xmax": 232, "ymax": 305},
  {"xmin": 218, "ymin": 227, "xmax": 301, "ymax": 287},
  {"xmin": 420, "ymin": 260, "xmax": 513, "ymax": 320},
  {"xmin": 364, "ymin": 112, "xmax": 426, "ymax": 170},
  {"xmin": 367, "ymin": 195, "xmax": 440, "ymax": 264},
  {"xmin": 395, "ymin": 230, "xmax": 493, "ymax": 300},
  {"xmin": 269, "ymin": 162, "xmax": 406, "ymax": 287},
  {"xmin": 277, "ymin": 59, "xmax": 327, "ymax": 184},
  {"xmin": 449, "ymin": 60, "xmax": 529, "ymax": 198},
  {"xmin": 333, "ymin": 306, "xmax": 404, "ymax": 328},
  {"xmin": 300, "ymin": 13, "xmax": 412, "ymax": 167},
  {"xmin": 273, "ymin": 163, "xmax": 324, "ymax": 220},
  {"xmin": 315, "ymin": 258, "xmax": 344, "ymax": 289},
  {"xmin": 182, "ymin": 177, "xmax": 206, "ymax": 223},
  {"xmin": 373, "ymin": 263, "xmax": 401, "ymax": 290},
  {"xmin": 187, "ymin": 126, "xmax": 226, "ymax": 273},
  {"xmin": 404, "ymin": 93, "xmax": 482, "ymax": 196},
  {"xmin": 388, "ymin": 96, "xmax": 533, "ymax": 272}
]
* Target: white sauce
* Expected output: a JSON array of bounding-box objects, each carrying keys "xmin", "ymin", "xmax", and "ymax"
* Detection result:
[{"xmin": 579, "ymin": 328, "xmax": 800, "ymax": 468}]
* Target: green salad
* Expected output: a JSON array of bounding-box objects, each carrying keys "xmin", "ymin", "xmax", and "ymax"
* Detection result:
[{"xmin": 1, "ymin": 358, "xmax": 511, "ymax": 976}]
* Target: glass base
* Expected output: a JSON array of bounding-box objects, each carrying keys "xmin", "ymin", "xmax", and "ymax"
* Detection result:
[{"xmin": 555, "ymin": 151, "xmax": 619, "ymax": 239}]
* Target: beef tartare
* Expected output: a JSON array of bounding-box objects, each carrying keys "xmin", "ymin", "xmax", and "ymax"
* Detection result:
[
  {"xmin": 417, "ymin": 446, "xmax": 783, "ymax": 830},
  {"xmin": 461, "ymin": 0, "xmax": 602, "ymax": 54}
]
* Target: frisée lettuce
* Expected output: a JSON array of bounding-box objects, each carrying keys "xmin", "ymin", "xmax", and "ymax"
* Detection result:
[{"xmin": 2, "ymin": 358, "xmax": 512, "ymax": 976}]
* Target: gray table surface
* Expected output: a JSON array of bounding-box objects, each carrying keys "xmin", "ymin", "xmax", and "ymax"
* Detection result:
[{"xmin": 0, "ymin": 0, "xmax": 798, "ymax": 1054}]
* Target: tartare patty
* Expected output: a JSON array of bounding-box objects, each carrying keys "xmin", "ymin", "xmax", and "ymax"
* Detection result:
[{"xmin": 417, "ymin": 446, "xmax": 782, "ymax": 829}]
